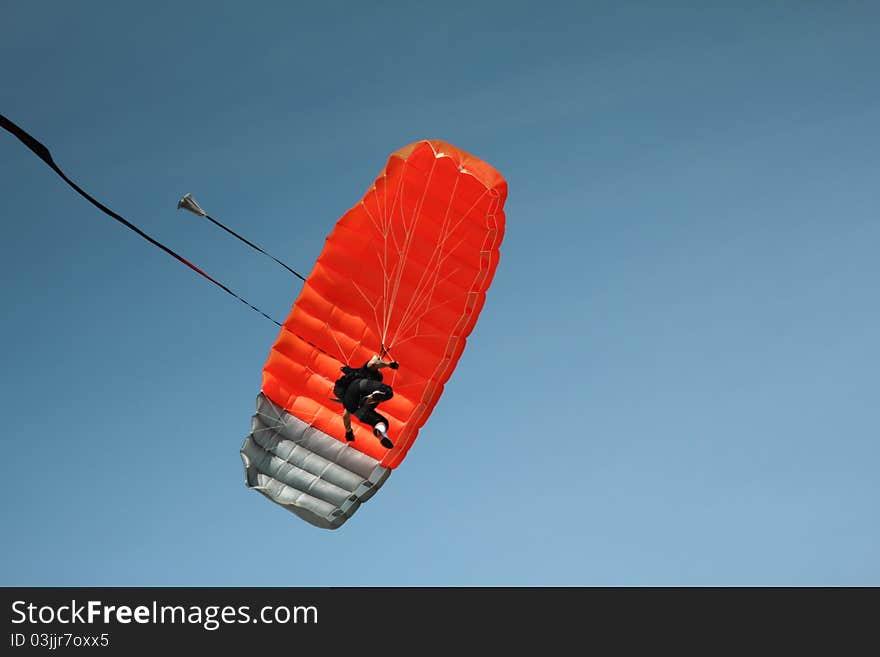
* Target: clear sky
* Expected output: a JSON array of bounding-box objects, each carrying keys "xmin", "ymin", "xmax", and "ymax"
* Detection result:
[{"xmin": 1, "ymin": 1, "xmax": 877, "ymax": 586}]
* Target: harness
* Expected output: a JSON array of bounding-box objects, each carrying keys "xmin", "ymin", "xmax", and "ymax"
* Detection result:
[{"xmin": 332, "ymin": 363, "xmax": 383, "ymax": 403}]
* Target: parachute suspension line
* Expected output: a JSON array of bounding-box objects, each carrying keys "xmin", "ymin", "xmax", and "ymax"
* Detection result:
[
  {"xmin": 177, "ymin": 194, "xmax": 307, "ymax": 282},
  {"xmin": 389, "ymin": 185, "xmax": 490, "ymax": 350},
  {"xmin": 359, "ymin": 158, "xmax": 456, "ymax": 355},
  {"xmin": 379, "ymin": 343, "xmax": 397, "ymax": 363},
  {"xmin": 1, "ymin": 114, "xmax": 282, "ymax": 328},
  {"xmin": 360, "ymin": 154, "xmax": 491, "ymax": 355},
  {"xmin": 382, "ymin": 157, "xmax": 437, "ymax": 346},
  {"xmin": 390, "ymin": 170, "xmax": 464, "ymax": 348},
  {"xmin": 324, "ymin": 320, "xmax": 357, "ymax": 365}
]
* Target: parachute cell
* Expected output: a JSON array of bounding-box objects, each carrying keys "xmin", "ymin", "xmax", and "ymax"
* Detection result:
[{"xmin": 240, "ymin": 140, "xmax": 507, "ymax": 528}]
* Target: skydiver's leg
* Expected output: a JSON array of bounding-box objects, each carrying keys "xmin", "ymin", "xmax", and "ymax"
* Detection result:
[
  {"xmin": 346, "ymin": 379, "xmax": 394, "ymax": 448},
  {"xmin": 340, "ymin": 377, "xmax": 357, "ymax": 442},
  {"xmin": 360, "ymin": 381, "xmax": 393, "ymax": 402},
  {"xmin": 357, "ymin": 407, "xmax": 393, "ymax": 449},
  {"xmin": 342, "ymin": 409, "xmax": 355, "ymax": 441}
]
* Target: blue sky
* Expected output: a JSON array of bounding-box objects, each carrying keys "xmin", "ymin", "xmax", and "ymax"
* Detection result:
[{"xmin": 1, "ymin": 1, "xmax": 878, "ymax": 585}]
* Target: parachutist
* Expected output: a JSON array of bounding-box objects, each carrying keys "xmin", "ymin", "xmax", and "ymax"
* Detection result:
[{"xmin": 334, "ymin": 354, "xmax": 397, "ymax": 449}]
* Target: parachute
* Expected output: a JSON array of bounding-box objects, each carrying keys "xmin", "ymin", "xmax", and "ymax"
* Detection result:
[
  {"xmin": 240, "ymin": 140, "xmax": 507, "ymax": 528},
  {"xmin": 1, "ymin": 114, "xmax": 507, "ymax": 530}
]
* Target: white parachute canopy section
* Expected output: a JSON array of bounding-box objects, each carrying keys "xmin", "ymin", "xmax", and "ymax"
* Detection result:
[{"xmin": 241, "ymin": 393, "xmax": 391, "ymax": 529}]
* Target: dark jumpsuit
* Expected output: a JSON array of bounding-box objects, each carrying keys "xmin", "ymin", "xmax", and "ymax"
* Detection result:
[{"xmin": 335, "ymin": 363, "xmax": 394, "ymax": 431}]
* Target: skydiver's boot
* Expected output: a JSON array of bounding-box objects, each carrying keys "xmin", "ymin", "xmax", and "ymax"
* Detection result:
[
  {"xmin": 373, "ymin": 423, "xmax": 394, "ymax": 449},
  {"xmin": 345, "ymin": 429, "xmax": 355, "ymax": 442}
]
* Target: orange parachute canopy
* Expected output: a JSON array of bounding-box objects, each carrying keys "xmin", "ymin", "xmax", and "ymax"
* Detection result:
[{"xmin": 242, "ymin": 140, "xmax": 507, "ymax": 527}]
